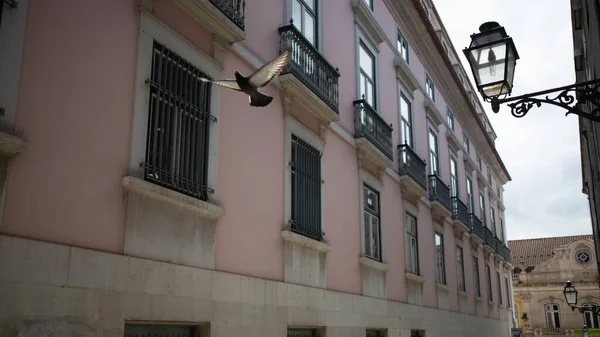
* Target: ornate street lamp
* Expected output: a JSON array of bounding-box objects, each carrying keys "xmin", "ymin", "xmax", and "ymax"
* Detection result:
[
  {"xmin": 464, "ymin": 22, "xmax": 600, "ymax": 122},
  {"xmin": 564, "ymin": 280, "xmax": 578, "ymax": 306},
  {"xmin": 563, "ymin": 281, "xmax": 600, "ymax": 316}
]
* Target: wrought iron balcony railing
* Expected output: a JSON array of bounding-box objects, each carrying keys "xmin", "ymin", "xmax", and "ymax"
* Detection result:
[
  {"xmin": 469, "ymin": 213, "xmax": 484, "ymax": 241},
  {"xmin": 279, "ymin": 23, "xmax": 340, "ymax": 113},
  {"xmin": 209, "ymin": 0, "xmax": 246, "ymax": 30},
  {"xmin": 495, "ymin": 237, "xmax": 503, "ymax": 256},
  {"xmin": 429, "ymin": 174, "xmax": 452, "ymax": 212},
  {"xmin": 484, "ymin": 226, "xmax": 495, "ymax": 249},
  {"xmin": 398, "ymin": 144, "xmax": 427, "ymax": 190},
  {"xmin": 504, "ymin": 245, "xmax": 512, "ymax": 263},
  {"xmin": 353, "ymin": 100, "xmax": 393, "ymax": 160},
  {"xmin": 452, "ymin": 197, "xmax": 470, "ymax": 227}
]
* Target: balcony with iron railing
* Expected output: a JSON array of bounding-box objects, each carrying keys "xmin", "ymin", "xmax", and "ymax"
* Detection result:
[
  {"xmin": 398, "ymin": 144, "xmax": 427, "ymax": 197},
  {"xmin": 429, "ymin": 175, "xmax": 452, "ymax": 217},
  {"xmin": 469, "ymin": 213, "xmax": 485, "ymax": 245},
  {"xmin": 483, "ymin": 226, "xmax": 495, "ymax": 254},
  {"xmin": 494, "ymin": 236, "xmax": 505, "ymax": 261},
  {"xmin": 278, "ymin": 23, "xmax": 340, "ymax": 124},
  {"xmin": 176, "ymin": 0, "xmax": 246, "ymax": 43},
  {"xmin": 353, "ymin": 99, "xmax": 393, "ymax": 169},
  {"xmin": 451, "ymin": 197, "xmax": 470, "ymax": 234},
  {"xmin": 504, "ymin": 245, "xmax": 512, "ymax": 263}
]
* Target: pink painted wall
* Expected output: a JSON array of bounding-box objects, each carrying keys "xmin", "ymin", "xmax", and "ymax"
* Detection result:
[
  {"xmin": 324, "ymin": 134, "xmax": 362, "ymax": 295},
  {"xmin": 1, "ymin": 0, "xmax": 511, "ymax": 322},
  {"xmin": 2, "ymin": 0, "xmax": 139, "ymax": 253}
]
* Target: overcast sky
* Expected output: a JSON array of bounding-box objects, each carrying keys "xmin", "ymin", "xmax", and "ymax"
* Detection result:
[{"xmin": 431, "ymin": 0, "xmax": 592, "ymax": 240}]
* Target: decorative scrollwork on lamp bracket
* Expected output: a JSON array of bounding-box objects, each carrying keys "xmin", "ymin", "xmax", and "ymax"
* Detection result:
[{"xmin": 489, "ymin": 79, "xmax": 600, "ymax": 123}]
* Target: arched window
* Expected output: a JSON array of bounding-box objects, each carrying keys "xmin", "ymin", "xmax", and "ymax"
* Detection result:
[
  {"xmin": 544, "ymin": 303, "xmax": 561, "ymax": 328},
  {"xmin": 583, "ymin": 303, "xmax": 600, "ymax": 328}
]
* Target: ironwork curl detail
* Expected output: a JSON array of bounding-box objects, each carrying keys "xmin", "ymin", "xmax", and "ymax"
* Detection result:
[{"xmin": 490, "ymin": 79, "xmax": 600, "ymax": 123}]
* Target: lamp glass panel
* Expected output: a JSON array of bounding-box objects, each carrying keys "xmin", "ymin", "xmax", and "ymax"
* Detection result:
[
  {"xmin": 469, "ymin": 41, "xmax": 507, "ymax": 96},
  {"xmin": 505, "ymin": 44, "xmax": 517, "ymax": 91},
  {"xmin": 564, "ymin": 286, "xmax": 578, "ymax": 305}
]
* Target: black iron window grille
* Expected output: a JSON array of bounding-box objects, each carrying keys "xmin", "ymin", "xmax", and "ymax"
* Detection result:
[
  {"xmin": 290, "ymin": 134, "xmax": 323, "ymax": 241},
  {"xmin": 208, "ymin": 0, "xmax": 246, "ymax": 30},
  {"xmin": 363, "ymin": 184, "xmax": 381, "ymax": 261},
  {"xmin": 353, "ymin": 99, "xmax": 393, "ymax": 160},
  {"xmin": 398, "ymin": 144, "xmax": 427, "ymax": 190},
  {"xmin": 279, "ymin": 23, "xmax": 340, "ymax": 113},
  {"xmin": 473, "ymin": 256, "xmax": 481, "ymax": 297},
  {"xmin": 143, "ymin": 41, "xmax": 215, "ymax": 201}
]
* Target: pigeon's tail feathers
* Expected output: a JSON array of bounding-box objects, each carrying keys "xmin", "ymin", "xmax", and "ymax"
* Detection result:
[{"xmin": 249, "ymin": 92, "xmax": 273, "ymax": 107}]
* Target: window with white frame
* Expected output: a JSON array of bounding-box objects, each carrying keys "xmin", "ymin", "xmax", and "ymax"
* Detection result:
[
  {"xmin": 486, "ymin": 264, "xmax": 492, "ymax": 301},
  {"xmin": 505, "ymin": 277, "xmax": 511, "ymax": 307},
  {"xmin": 473, "ymin": 256, "xmax": 481, "ymax": 297},
  {"xmin": 397, "ymin": 29, "xmax": 409, "ymax": 63},
  {"xmin": 400, "ymin": 92, "xmax": 413, "ymax": 148},
  {"xmin": 363, "ymin": 184, "xmax": 381, "ymax": 261},
  {"xmin": 497, "ymin": 271, "xmax": 503, "ymax": 305},
  {"xmin": 476, "ymin": 154, "xmax": 482, "ymax": 172},
  {"xmin": 488, "ymin": 170, "xmax": 493, "ymax": 186},
  {"xmin": 421, "ymin": 0, "xmax": 429, "ymax": 18},
  {"xmin": 425, "ymin": 74, "xmax": 435, "ymax": 101},
  {"xmin": 479, "ymin": 193, "xmax": 486, "ymax": 226},
  {"xmin": 447, "ymin": 109, "xmax": 455, "ymax": 131},
  {"xmin": 291, "ymin": 0, "xmax": 318, "ymax": 46},
  {"xmin": 435, "ymin": 232, "xmax": 446, "ymax": 284},
  {"xmin": 583, "ymin": 303, "xmax": 600, "ymax": 328},
  {"xmin": 363, "ymin": 0, "xmax": 373, "ymax": 10},
  {"xmin": 545, "ymin": 304, "xmax": 562, "ymax": 328},
  {"xmin": 457, "ymin": 246, "xmax": 466, "ymax": 291},
  {"xmin": 499, "ymin": 217, "xmax": 504, "ymax": 241},
  {"xmin": 490, "ymin": 206, "xmax": 496, "ymax": 235},
  {"xmin": 405, "ymin": 213, "xmax": 419, "ymax": 275},
  {"xmin": 463, "ymin": 135, "xmax": 471, "ymax": 153},
  {"xmin": 428, "ymin": 129, "xmax": 439, "ymax": 175},
  {"xmin": 466, "ymin": 176, "xmax": 474, "ymax": 213},
  {"xmin": 359, "ymin": 41, "xmax": 376, "ymax": 108},
  {"xmin": 442, "ymin": 40, "xmax": 449, "ymax": 56},
  {"xmin": 450, "ymin": 156, "xmax": 458, "ymax": 197}
]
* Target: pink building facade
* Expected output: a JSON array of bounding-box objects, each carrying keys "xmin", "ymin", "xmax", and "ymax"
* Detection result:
[{"xmin": 0, "ymin": 0, "xmax": 515, "ymax": 336}]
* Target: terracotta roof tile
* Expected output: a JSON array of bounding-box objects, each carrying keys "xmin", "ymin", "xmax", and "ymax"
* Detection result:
[{"xmin": 507, "ymin": 235, "xmax": 593, "ymax": 267}]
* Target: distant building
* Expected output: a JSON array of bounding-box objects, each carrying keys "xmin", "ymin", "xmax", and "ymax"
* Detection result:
[
  {"xmin": 571, "ymin": 0, "xmax": 600, "ymax": 276},
  {"xmin": 509, "ymin": 235, "xmax": 598, "ymax": 336}
]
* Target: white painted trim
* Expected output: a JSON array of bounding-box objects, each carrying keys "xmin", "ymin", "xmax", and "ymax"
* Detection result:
[
  {"xmin": 122, "ymin": 176, "xmax": 225, "ymax": 220},
  {"xmin": 436, "ymin": 282, "xmax": 449, "ymax": 292},
  {"xmin": 405, "ymin": 271, "xmax": 425, "ymax": 284},
  {"xmin": 130, "ymin": 14, "xmax": 223, "ymax": 203},
  {"xmin": 283, "ymin": 115, "xmax": 326, "ymax": 236},
  {"xmin": 281, "ymin": 229, "xmax": 332, "ymax": 253},
  {"xmin": 0, "ymin": 0, "xmax": 28, "ymax": 126},
  {"xmin": 359, "ymin": 256, "xmax": 389, "ymax": 272},
  {"xmin": 329, "ymin": 122, "xmax": 356, "ymax": 146},
  {"xmin": 283, "ymin": 0, "xmax": 324, "ymax": 52},
  {"xmin": 360, "ymin": 168, "xmax": 383, "ymax": 191}
]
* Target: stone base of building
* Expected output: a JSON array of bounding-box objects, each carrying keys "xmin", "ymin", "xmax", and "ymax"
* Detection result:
[{"xmin": 0, "ymin": 235, "xmax": 511, "ymax": 337}]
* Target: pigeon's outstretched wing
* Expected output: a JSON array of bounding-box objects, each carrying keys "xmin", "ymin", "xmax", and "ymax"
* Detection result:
[
  {"xmin": 199, "ymin": 78, "xmax": 242, "ymax": 91},
  {"xmin": 248, "ymin": 49, "xmax": 291, "ymax": 88}
]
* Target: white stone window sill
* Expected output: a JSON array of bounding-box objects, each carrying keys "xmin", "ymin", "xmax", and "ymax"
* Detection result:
[
  {"xmin": 436, "ymin": 282, "xmax": 449, "ymax": 292},
  {"xmin": 405, "ymin": 272, "xmax": 425, "ymax": 284},
  {"xmin": 281, "ymin": 230, "xmax": 332, "ymax": 253},
  {"xmin": 122, "ymin": 176, "xmax": 225, "ymax": 220},
  {"xmin": 359, "ymin": 256, "xmax": 389, "ymax": 272},
  {"xmin": 475, "ymin": 296, "xmax": 483, "ymax": 301},
  {"xmin": 459, "ymin": 291, "xmax": 468, "ymax": 297},
  {"xmin": 488, "ymin": 300, "xmax": 494, "ymax": 306}
]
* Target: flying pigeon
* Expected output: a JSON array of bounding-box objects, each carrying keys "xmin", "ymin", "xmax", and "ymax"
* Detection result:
[{"xmin": 200, "ymin": 48, "xmax": 291, "ymax": 107}]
